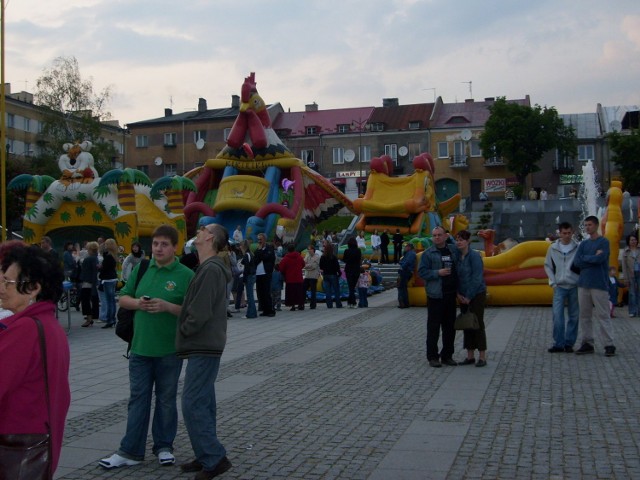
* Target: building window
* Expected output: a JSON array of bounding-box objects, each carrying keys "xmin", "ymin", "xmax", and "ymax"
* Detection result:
[
  {"xmin": 301, "ymin": 149, "xmax": 314, "ymax": 165},
  {"xmin": 7, "ymin": 113, "xmax": 15, "ymax": 128},
  {"xmin": 23, "ymin": 118, "xmax": 31, "ymax": 132},
  {"xmin": 408, "ymin": 143, "xmax": 421, "ymax": 159},
  {"xmin": 470, "ymin": 140, "xmax": 482, "ymax": 157},
  {"xmin": 24, "ymin": 143, "xmax": 33, "ymax": 156},
  {"xmin": 306, "ymin": 126, "xmax": 318, "ymax": 135},
  {"xmin": 359, "ymin": 145, "xmax": 372, "ymax": 163},
  {"xmin": 137, "ymin": 165, "xmax": 149, "ymax": 175},
  {"xmin": 371, "ymin": 123, "xmax": 384, "ymax": 132},
  {"xmin": 164, "ymin": 163, "xmax": 177, "ymax": 175},
  {"xmin": 135, "ymin": 135, "xmax": 148, "ymax": 148},
  {"xmin": 337, "ymin": 124, "xmax": 350, "ymax": 134},
  {"xmin": 38, "ymin": 120, "xmax": 44, "ymax": 133},
  {"xmin": 164, "ymin": 132, "xmax": 177, "ymax": 147},
  {"xmin": 193, "ymin": 130, "xmax": 207, "ymax": 142},
  {"xmin": 578, "ymin": 145, "xmax": 594, "ymax": 161},
  {"xmin": 408, "ymin": 121, "xmax": 421, "ymax": 130},
  {"xmin": 6, "ymin": 139, "xmax": 14, "ymax": 154},
  {"xmin": 437, "ymin": 142, "xmax": 449, "ymax": 159},
  {"xmin": 384, "ymin": 144, "xmax": 398, "ymax": 165},
  {"xmin": 223, "ymin": 128, "xmax": 232, "ymax": 141},
  {"xmin": 332, "ymin": 147, "xmax": 344, "ymax": 165}
]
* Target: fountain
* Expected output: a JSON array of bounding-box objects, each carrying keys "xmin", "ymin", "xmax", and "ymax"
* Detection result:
[
  {"xmin": 521, "ymin": 204, "xmax": 526, "ymax": 213},
  {"xmin": 581, "ymin": 159, "xmax": 599, "ymax": 217}
]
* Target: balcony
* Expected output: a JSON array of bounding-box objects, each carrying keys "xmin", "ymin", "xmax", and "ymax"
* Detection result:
[
  {"xmin": 553, "ymin": 159, "xmax": 575, "ymax": 174},
  {"xmin": 450, "ymin": 155, "xmax": 468, "ymax": 168},
  {"xmin": 484, "ymin": 157, "xmax": 505, "ymax": 167}
]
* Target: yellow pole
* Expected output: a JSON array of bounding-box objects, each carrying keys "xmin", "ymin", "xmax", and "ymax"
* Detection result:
[{"xmin": 1, "ymin": 0, "xmax": 7, "ymax": 241}]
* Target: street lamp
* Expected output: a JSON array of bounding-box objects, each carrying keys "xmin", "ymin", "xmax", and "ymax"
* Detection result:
[{"xmin": 351, "ymin": 118, "xmax": 367, "ymax": 196}]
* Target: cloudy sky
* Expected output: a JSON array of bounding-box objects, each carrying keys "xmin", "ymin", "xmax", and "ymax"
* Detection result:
[{"xmin": 4, "ymin": 0, "xmax": 640, "ymax": 126}]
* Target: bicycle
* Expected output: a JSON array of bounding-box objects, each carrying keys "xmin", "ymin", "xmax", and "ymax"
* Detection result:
[{"xmin": 58, "ymin": 285, "xmax": 80, "ymax": 312}]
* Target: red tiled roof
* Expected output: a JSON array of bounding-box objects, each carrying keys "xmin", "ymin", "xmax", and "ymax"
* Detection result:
[
  {"xmin": 369, "ymin": 103, "xmax": 434, "ymax": 130},
  {"xmin": 273, "ymin": 107, "xmax": 375, "ymax": 136},
  {"xmin": 430, "ymin": 97, "xmax": 531, "ymax": 128}
]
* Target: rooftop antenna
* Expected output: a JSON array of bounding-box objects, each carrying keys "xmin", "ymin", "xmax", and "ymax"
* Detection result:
[
  {"xmin": 422, "ymin": 87, "xmax": 436, "ymax": 102},
  {"xmin": 461, "ymin": 81, "xmax": 472, "ymax": 99}
]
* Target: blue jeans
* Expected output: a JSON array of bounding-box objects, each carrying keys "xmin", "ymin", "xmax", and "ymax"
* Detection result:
[
  {"xmin": 244, "ymin": 274, "xmax": 257, "ymax": 318},
  {"xmin": 552, "ymin": 286, "xmax": 579, "ymax": 348},
  {"xmin": 103, "ymin": 280, "xmax": 117, "ymax": 325},
  {"xmin": 98, "ymin": 286, "xmax": 107, "ymax": 320},
  {"xmin": 182, "ymin": 356, "xmax": 226, "ymax": 470},
  {"xmin": 628, "ymin": 274, "xmax": 639, "ymax": 316},
  {"xmin": 118, "ymin": 353, "xmax": 183, "ymax": 460},
  {"xmin": 358, "ymin": 287, "xmax": 368, "ymax": 307},
  {"xmin": 397, "ymin": 275, "xmax": 409, "ymax": 307},
  {"xmin": 323, "ymin": 275, "xmax": 342, "ymax": 308}
]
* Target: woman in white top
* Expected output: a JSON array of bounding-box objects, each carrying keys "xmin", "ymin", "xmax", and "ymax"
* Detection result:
[
  {"xmin": 356, "ymin": 231, "xmax": 367, "ymax": 251},
  {"xmin": 370, "ymin": 230, "xmax": 381, "ymax": 264}
]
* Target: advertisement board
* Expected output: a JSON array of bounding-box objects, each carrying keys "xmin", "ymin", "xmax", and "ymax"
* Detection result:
[{"xmin": 484, "ymin": 178, "xmax": 506, "ymax": 192}]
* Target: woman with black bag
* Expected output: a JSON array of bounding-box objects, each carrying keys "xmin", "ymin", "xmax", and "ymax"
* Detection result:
[
  {"xmin": 455, "ymin": 230, "xmax": 488, "ymax": 367},
  {"xmin": 0, "ymin": 244, "xmax": 71, "ymax": 478}
]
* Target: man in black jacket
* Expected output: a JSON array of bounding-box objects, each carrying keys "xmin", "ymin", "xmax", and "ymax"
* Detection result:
[
  {"xmin": 393, "ymin": 229, "xmax": 404, "ymax": 263},
  {"xmin": 380, "ymin": 229, "xmax": 390, "ymax": 264},
  {"xmin": 254, "ymin": 233, "xmax": 276, "ymax": 317}
]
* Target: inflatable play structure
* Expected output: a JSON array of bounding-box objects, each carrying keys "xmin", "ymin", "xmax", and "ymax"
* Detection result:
[{"xmin": 8, "ymin": 141, "xmax": 193, "ymax": 252}]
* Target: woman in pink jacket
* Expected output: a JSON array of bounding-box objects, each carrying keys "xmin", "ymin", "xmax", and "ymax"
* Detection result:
[{"xmin": 277, "ymin": 244, "xmax": 306, "ymax": 311}]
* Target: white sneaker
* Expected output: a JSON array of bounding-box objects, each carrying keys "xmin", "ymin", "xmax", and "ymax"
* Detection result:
[
  {"xmin": 98, "ymin": 453, "xmax": 141, "ymax": 469},
  {"xmin": 158, "ymin": 451, "xmax": 175, "ymax": 466}
]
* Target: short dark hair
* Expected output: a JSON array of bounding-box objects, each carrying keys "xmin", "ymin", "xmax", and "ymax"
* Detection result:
[
  {"xmin": 558, "ymin": 222, "xmax": 573, "ymax": 231},
  {"xmin": 626, "ymin": 233, "xmax": 639, "ymax": 246},
  {"xmin": 455, "ymin": 230, "xmax": 472, "ymax": 241},
  {"xmin": 153, "ymin": 224, "xmax": 179, "ymax": 246},
  {"xmin": 584, "ymin": 215, "xmax": 599, "ymax": 225},
  {"xmin": 1, "ymin": 244, "xmax": 63, "ymax": 302},
  {"xmin": 347, "ymin": 237, "xmax": 357, "ymax": 248}
]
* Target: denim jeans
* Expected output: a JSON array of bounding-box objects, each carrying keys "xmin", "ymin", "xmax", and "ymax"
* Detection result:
[
  {"xmin": 358, "ymin": 287, "xmax": 368, "ymax": 307},
  {"xmin": 182, "ymin": 356, "xmax": 226, "ymax": 470},
  {"xmin": 426, "ymin": 293, "xmax": 457, "ymax": 361},
  {"xmin": 322, "ymin": 275, "xmax": 342, "ymax": 308},
  {"xmin": 628, "ymin": 274, "xmax": 639, "ymax": 316},
  {"xmin": 551, "ymin": 286, "xmax": 579, "ymax": 348},
  {"xmin": 118, "ymin": 353, "xmax": 183, "ymax": 460},
  {"xmin": 397, "ymin": 275, "xmax": 409, "ymax": 307},
  {"xmin": 98, "ymin": 286, "xmax": 107, "ymax": 320},
  {"xmin": 244, "ymin": 274, "xmax": 257, "ymax": 318},
  {"xmin": 103, "ymin": 280, "xmax": 117, "ymax": 325}
]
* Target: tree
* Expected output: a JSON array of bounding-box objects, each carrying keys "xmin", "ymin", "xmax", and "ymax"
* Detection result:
[
  {"xmin": 608, "ymin": 129, "xmax": 640, "ymax": 194},
  {"xmin": 480, "ymin": 97, "xmax": 577, "ymax": 193},
  {"xmin": 34, "ymin": 56, "xmax": 117, "ymax": 174}
]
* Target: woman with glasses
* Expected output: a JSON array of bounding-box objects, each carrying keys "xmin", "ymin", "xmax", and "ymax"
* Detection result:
[{"xmin": 0, "ymin": 244, "xmax": 71, "ymax": 476}]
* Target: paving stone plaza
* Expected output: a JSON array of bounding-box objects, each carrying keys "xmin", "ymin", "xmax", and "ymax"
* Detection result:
[{"xmin": 54, "ymin": 289, "xmax": 640, "ymax": 479}]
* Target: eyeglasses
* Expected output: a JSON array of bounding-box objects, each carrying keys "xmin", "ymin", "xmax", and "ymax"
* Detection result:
[{"xmin": 1, "ymin": 278, "xmax": 26, "ymax": 288}]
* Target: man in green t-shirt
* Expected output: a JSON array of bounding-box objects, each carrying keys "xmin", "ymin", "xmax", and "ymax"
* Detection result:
[{"xmin": 99, "ymin": 225, "xmax": 194, "ymax": 470}]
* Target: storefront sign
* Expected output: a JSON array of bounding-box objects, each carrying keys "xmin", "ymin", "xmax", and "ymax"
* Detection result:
[
  {"xmin": 336, "ymin": 171, "xmax": 362, "ymax": 178},
  {"xmin": 484, "ymin": 178, "xmax": 506, "ymax": 192}
]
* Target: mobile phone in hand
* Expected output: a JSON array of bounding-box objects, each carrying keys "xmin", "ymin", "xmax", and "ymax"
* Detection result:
[{"xmin": 142, "ymin": 295, "xmax": 151, "ymax": 301}]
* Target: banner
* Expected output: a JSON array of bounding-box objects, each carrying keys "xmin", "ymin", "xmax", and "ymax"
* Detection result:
[{"xmin": 484, "ymin": 178, "xmax": 506, "ymax": 192}]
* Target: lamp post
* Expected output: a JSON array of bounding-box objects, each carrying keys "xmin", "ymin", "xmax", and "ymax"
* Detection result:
[{"xmin": 351, "ymin": 118, "xmax": 367, "ymax": 196}]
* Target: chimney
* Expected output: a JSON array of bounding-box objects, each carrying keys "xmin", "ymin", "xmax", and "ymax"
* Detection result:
[
  {"xmin": 382, "ymin": 98, "xmax": 399, "ymax": 108},
  {"xmin": 231, "ymin": 95, "xmax": 240, "ymax": 108},
  {"xmin": 164, "ymin": 108, "xmax": 173, "ymax": 117},
  {"xmin": 305, "ymin": 102, "xmax": 318, "ymax": 112},
  {"xmin": 465, "ymin": 98, "xmax": 474, "ymax": 103},
  {"xmin": 2, "ymin": 83, "xmax": 10, "ymax": 95},
  {"xmin": 198, "ymin": 98, "xmax": 207, "ymax": 113},
  {"xmin": 484, "ymin": 97, "xmax": 495, "ymax": 103}
]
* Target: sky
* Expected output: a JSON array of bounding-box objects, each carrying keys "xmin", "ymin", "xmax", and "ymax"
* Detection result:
[{"xmin": 3, "ymin": 0, "xmax": 640, "ymax": 126}]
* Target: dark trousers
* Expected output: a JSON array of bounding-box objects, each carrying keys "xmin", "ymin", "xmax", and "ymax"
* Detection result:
[
  {"xmin": 346, "ymin": 271, "xmax": 359, "ymax": 306},
  {"xmin": 381, "ymin": 247, "xmax": 389, "ymax": 264},
  {"xmin": 393, "ymin": 245, "xmax": 402, "ymax": 263},
  {"xmin": 256, "ymin": 273, "xmax": 274, "ymax": 314},
  {"xmin": 426, "ymin": 292, "xmax": 457, "ymax": 361},
  {"xmin": 462, "ymin": 292, "xmax": 487, "ymax": 351},
  {"xmin": 81, "ymin": 287, "xmax": 99, "ymax": 318},
  {"xmin": 303, "ymin": 277, "xmax": 318, "ymax": 309}
]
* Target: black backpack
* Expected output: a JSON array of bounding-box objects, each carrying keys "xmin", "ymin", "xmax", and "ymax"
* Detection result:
[{"xmin": 115, "ymin": 259, "xmax": 150, "ymax": 358}]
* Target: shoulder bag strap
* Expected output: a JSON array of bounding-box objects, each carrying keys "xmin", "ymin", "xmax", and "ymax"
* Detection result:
[
  {"xmin": 132, "ymin": 259, "xmax": 150, "ymax": 297},
  {"xmin": 32, "ymin": 316, "xmax": 53, "ymax": 479}
]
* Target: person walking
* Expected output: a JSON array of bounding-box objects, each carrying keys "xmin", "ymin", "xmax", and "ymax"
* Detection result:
[
  {"xmin": 254, "ymin": 233, "xmax": 276, "ymax": 317},
  {"xmin": 380, "ymin": 229, "xmax": 390, "ymax": 264},
  {"xmin": 543, "ymin": 221, "xmax": 580, "ymax": 353},
  {"xmin": 319, "ymin": 242, "xmax": 343, "ymax": 309},
  {"xmin": 342, "ymin": 237, "xmax": 362, "ymax": 308},
  {"xmin": 621, "ymin": 233, "xmax": 640, "ymax": 317},
  {"xmin": 302, "ymin": 244, "xmax": 320, "ymax": 309},
  {"xmin": 176, "ymin": 224, "xmax": 233, "ymax": 479},
  {"xmin": 392, "ymin": 229, "xmax": 404, "ymax": 263},
  {"xmin": 397, "ymin": 242, "xmax": 416, "ymax": 309},
  {"xmin": 418, "ymin": 226, "xmax": 460, "ymax": 368},
  {"xmin": 455, "ymin": 230, "xmax": 488, "ymax": 367},
  {"xmin": 573, "ymin": 215, "xmax": 616, "ymax": 357},
  {"xmin": 99, "ymin": 225, "xmax": 194, "ymax": 469}
]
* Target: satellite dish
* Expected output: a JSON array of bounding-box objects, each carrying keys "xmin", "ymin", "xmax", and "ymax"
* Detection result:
[
  {"xmin": 196, "ymin": 138, "xmax": 206, "ymax": 150},
  {"xmin": 460, "ymin": 129, "xmax": 472, "ymax": 141},
  {"xmin": 154, "ymin": 156, "xmax": 163, "ymax": 166},
  {"xmin": 398, "ymin": 146, "xmax": 409, "ymax": 157},
  {"xmin": 344, "ymin": 149, "xmax": 355, "ymax": 163},
  {"xmin": 610, "ymin": 120, "xmax": 622, "ymax": 133}
]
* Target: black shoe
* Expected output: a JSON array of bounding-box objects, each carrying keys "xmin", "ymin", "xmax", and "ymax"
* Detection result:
[
  {"xmin": 460, "ymin": 358, "xmax": 476, "ymax": 365},
  {"xmin": 548, "ymin": 346, "xmax": 564, "ymax": 353},
  {"xmin": 475, "ymin": 359, "xmax": 487, "ymax": 367},
  {"xmin": 564, "ymin": 346, "xmax": 574, "ymax": 353},
  {"xmin": 428, "ymin": 359, "xmax": 442, "ymax": 368},
  {"xmin": 101, "ymin": 323, "xmax": 114, "ymax": 329},
  {"xmin": 266, "ymin": 313, "xmax": 276, "ymax": 317},
  {"xmin": 575, "ymin": 343, "xmax": 595, "ymax": 355},
  {"xmin": 604, "ymin": 346, "xmax": 616, "ymax": 357},
  {"xmin": 195, "ymin": 456, "xmax": 232, "ymax": 480},
  {"xmin": 441, "ymin": 358, "xmax": 458, "ymax": 366},
  {"xmin": 180, "ymin": 459, "xmax": 203, "ymax": 473}
]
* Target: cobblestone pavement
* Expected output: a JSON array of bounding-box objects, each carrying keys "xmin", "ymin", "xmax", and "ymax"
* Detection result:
[{"xmin": 55, "ymin": 292, "xmax": 640, "ymax": 479}]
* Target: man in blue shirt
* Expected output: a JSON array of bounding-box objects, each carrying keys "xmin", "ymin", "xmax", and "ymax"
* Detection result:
[{"xmin": 573, "ymin": 216, "xmax": 616, "ymax": 356}]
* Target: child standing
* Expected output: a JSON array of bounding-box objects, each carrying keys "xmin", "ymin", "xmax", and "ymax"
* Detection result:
[
  {"xmin": 271, "ymin": 263, "xmax": 284, "ymax": 311},
  {"xmin": 357, "ymin": 267, "xmax": 371, "ymax": 308},
  {"xmin": 609, "ymin": 266, "xmax": 623, "ymax": 318}
]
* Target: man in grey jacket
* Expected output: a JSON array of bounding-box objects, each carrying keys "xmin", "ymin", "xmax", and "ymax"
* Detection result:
[
  {"xmin": 543, "ymin": 222, "xmax": 580, "ymax": 353},
  {"xmin": 176, "ymin": 224, "xmax": 232, "ymax": 479}
]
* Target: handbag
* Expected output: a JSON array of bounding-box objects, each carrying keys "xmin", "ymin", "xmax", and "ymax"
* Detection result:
[
  {"xmin": 115, "ymin": 259, "xmax": 150, "ymax": 356},
  {"xmin": 455, "ymin": 311, "xmax": 479, "ymax": 330},
  {"xmin": 0, "ymin": 317, "xmax": 52, "ymax": 480}
]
